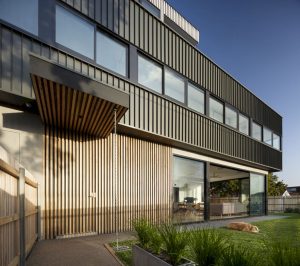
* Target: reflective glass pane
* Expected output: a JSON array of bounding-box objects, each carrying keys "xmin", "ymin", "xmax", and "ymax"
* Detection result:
[
  {"xmin": 96, "ymin": 31, "xmax": 127, "ymax": 76},
  {"xmin": 273, "ymin": 133, "xmax": 281, "ymax": 150},
  {"xmin": 165, "ymin": 69, "xmax": 185, "ymax": 102},
  {"xmin": 263, "ymin": 128, "xmax": 272, "ymax": 145},
  {"xmin": 225, "ymin": 106, "xmax": 237, "ymax": 128},
  {"xmin": 0, "ymin": 0, "xmax": 38, "ymax": 35},
  {"xmin": 209, "ymin": 97, "xmax": 223, "ymax": 123},
  {"xmin": 173, "ymin": 156, "xmax": 204, "ymax": 223},
  {"xmin": 252, "ymin": 122, "xmax": 262, "ymax": 141},
  {"xmin": 56, "ymin": 5, "xmax": 94, "ymax": 59},
  {"xmin": 239, "ymin": 114, "xmax": 249, "ymax": 135},
  {"xmin": 188, "ymin": 83, "xmax": 204, "ymax": 114},
  {"xmin": 250, "ymin": 173, "xmax": 265, "ymax": 215},
  {"xmin": 138, "ymin": 55, "xmax": 162, "ymax": 93}
]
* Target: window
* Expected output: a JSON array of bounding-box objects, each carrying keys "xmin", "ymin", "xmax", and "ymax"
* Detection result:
[
  {"xmin": 252, "ymin": 122, "xmax": 262, "ymax": 141},
  {"xmin": 56, "ymin": 5, "xmax": 94, "ymax": 59},
  {"xmin": 209, "ymin": 97, "xmax": 224, "ymax": 123},
  {"xmin": 0, "ymin": 0, "xmax": 38, "ymax": 35},
  {"xmin": 138, "ymin": 55, "xmax": 162, "ymax": 93},
  {"xmin": 165, "ymin": 69, "xmax": 185, "ymax": 102},
  {"xmin": 188, "ymin": 83, "xmax": 205, "ymax": 114},
  {"xmin": 173, "ymin": 156, "xmax": 204, "ymax": 223},
  {"xmin": 225, "ymin": 106, "xmax": 237, "ymax": 128},
  {"xmin": 140, "ymin": 0, "xmax": 160, "ymax": 18},
  {"xmin": 273, "ymin": 133, "xmax": 281, "ymax": 150},
  {"xmin": 239, "ymin": 114, "xmax": 249, "ymax": 135},
  {"xmin": 96, "ymin": 31, "xmax": 127, "ymax": 76},
  {"xmin": 263, "ymin": 128, "xmax": 272, "ymax": 146}
]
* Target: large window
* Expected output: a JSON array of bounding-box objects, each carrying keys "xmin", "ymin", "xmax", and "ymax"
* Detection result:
[
  {"xmin": 173, "ymin": 156, "xmax": 204, "ymax": 223},
  {"xmin": 138, "ymin": 55, "xmax": 162, "ymax": 93},
  {"xmin": 225, "ymin": 106, "xmax": 237, "ymax": 128},
  {"xmin": 263, "ymin": 128, "xmax": 272, "ymax": 146},
  {"xmin": 273, "ymin": 133, "xmax": 281, "ymax": 150},
  {"xmin": 209, "ymin": 97, "xmax": 224, "ymax": 123},
  {"xmin": 0, "ymin": 0, "xmax": 38, "ymax": 35},
  {"xmin": 188, "ymin": 83, "xmax": 205, "ymax": 114},
  {"xmin": 250, "ymin": 173, "xmax": 265, "ymax": 215},
  {"xmin": 96, "ymin": 31, "xmax": 127, "ymax": 76},
  {"xmin": 56, "ymin": 5, "xmax": 94, "ymax": 59},
  {"xmin": 239, "ymin": 114, "xmax": 249, "ymax": 135},
  {"xmin": 252, "ymin": 122, "xmax": 262, "ymax": 141},
  {"xmin": 165, "ymin": 69, "xmax": 185, "ymax": 102}
]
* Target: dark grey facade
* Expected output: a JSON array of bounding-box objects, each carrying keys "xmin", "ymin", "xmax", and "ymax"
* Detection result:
[{"xmin": 0, "ymin": 0, "xmax": 282, "ymax": 238}]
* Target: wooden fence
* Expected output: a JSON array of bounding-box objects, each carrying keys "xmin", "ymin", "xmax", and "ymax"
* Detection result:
[
  {"xmin": 268, "ymin": 196, "xmax": 300, "ymax": 213},
  {"xmin": 0, "ymin": 146, "xmax": 38, "ymax": 266}
]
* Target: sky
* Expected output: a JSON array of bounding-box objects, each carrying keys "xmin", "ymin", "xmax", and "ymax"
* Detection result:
[{"xmin": 166, "ymin": 0, "xmax": 300, "ymax": 186}]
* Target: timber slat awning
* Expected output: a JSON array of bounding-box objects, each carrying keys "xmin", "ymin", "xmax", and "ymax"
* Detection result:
[{"xmin": 29, "ymin": 54, "xmax": 129, "ymax": 138}]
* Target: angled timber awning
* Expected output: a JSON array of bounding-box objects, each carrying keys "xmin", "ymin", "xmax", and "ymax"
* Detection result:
[{"xmin": 29, "ymin": 54, "xmax": 129, "ymax": 138}]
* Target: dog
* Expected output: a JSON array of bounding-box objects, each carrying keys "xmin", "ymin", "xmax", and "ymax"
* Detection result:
[{"xmin": 227, "ymin": 222, "xmax": 259, "ymax": 233}]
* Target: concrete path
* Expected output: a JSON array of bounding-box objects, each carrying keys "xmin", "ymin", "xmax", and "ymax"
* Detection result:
[
  {"xmin": 26, "ymin": 215, "xmax": 286, "ymax": 266},
  {"xmin": 27, "ymin": 232, "xmax": 135, "ymax": 266}
]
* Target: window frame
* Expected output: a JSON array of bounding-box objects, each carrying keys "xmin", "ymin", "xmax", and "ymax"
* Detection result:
[
  {"xmin": 225, "ymin": 104, "xmax": 238, "ymax": 129},
  {"xmin": 252, "ymin": 121, "xmax": 263, "ymax": 142},
  {"xmin": 263, "ymin": 127, "xmax": 273, "ymax": 146},
  {"xmin": 272, "ymin": 133, "xmax": 281, "ymax": 150},
  {"xmin": 209, "ymin": 96, "xmax": 224, "ymax": 123},
  {"xmin": 187, "ymin": 82, "xmax": 205, "ymax": 114},
  {"xmin": 96, "ymin": 29, "xmax": 129, "ymax": 77},
  {"xmin": 55, "ymin": 3, "xmax": 95, "ymax": 60},
  {"xmin": 164, "ymin": 67, "xmax": 186, "ymax": 104}
]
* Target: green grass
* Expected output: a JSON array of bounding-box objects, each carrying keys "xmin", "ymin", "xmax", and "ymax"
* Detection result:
[{"xmin": 110, "ymin": 214, "xmax": 300, "ymax": 266}]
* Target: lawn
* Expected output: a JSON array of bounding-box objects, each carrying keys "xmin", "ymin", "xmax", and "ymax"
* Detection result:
[{"xmin": 110, "ymin": 213, "xmax": 300, "ymax": 266}]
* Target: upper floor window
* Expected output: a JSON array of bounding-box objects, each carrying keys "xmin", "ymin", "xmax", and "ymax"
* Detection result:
[
  {"xmin": 0, "ymin": 0, "xmax": 38, "ymax": 35},
  {"xmin": 138, "ymin": 55, "xmax": 162, "ymax": 93},
  {"xmin": 139, "ymin": 0, "xmax": 160, "ymax": 18},
  {"xmin": 252, "ymin": 121, "xmax": 262, "ymax": 141},
  {"xmin": 165, "ymin": 69, "xmax": 185, "ymax": 102},
  {"xmin": 188, "ymin": 83, "xmax": 204, "ymax": 114},
  {"xmin": 239, "ymin": 113, "xmax": 249, "ymax": 135},
  {"xmin": 209, "ymin": 97, "xmax": 223, "ymax": 123},
  {"xmin": 225, "ymin": 106, "xmax": 237, "ymax": 128},
  {"xmin": 96, "ymin": 31, "xmax": 127, "ymax": 77},
  {"xmin": 56, "ymin": 5, "xmax": 94, "ymax": 59},
  {"xmin": 263, "ymin": 128, "xmax": 272, "ymax": 146},
  {"xmin": 273, "ymin": 133, "xmax": 281, "ymax": 150}
]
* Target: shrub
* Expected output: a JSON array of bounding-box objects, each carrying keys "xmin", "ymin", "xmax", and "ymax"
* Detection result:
[
  {"xmin": 159, "ymin": 223, "xmax": 188, "ymax": 265},
  {"xmin": 132, "ymin": 219, "xmax": 152, "ymax": 249},
  {"xmin": 220, "ymin": 245, "xmax": 261, "ymax": 266},
  {"xmin": 147, "ymin": 224, "xmax": 163, "ymax": 254},
  {"xmin": 189, "ymin": 228, "xmax": 225, "ymax": 266}
]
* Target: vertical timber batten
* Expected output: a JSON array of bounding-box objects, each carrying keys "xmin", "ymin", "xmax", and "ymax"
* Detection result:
[{"xmin": 44, "ymin": 126, "xmax": 172, "ymax": 239}]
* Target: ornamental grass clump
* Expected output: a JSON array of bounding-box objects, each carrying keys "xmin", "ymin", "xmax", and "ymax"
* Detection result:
[
  {"xmin": 189, "ymin": 228, "xmax": 225, "ymax": 266},
  {"xmin": 132, "ymin": 219, "xmax": 152, "ymax": 250},
  {"xmin": 220, "ymin": 244, "xmax": 261, "ymax": 266},
  {"xmin": 159, "ymin": 223, "xmax": 188, "ymax": 265},
  {"xmin": 268, "ymin": 242, "xmax": 300, "ymax": 266}
]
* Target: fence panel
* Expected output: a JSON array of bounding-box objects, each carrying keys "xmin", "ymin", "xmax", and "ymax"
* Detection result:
[
  {"xmin": 0, "ymin": 147, "xmax": 38, "ymax": 266},
  {"xmin": 268, "ymin": 196, "xmax": 300, "ymax": 212}
]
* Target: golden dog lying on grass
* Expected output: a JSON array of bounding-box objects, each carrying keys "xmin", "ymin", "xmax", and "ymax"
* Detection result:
[{"xmin": 227, "ymin": 222, "xmax": 259, "ymax": 233}]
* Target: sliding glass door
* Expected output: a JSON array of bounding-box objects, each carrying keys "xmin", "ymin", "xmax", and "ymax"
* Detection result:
[{"xmin": 250, "ymin": 173, "xmax": 266, "ymax": 216}]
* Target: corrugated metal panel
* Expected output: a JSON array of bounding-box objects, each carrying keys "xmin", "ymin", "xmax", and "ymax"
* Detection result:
[
  {"xmin": 58, "ymin": 0, "xmax": 281, "ymax": 135},
  {"xmin": 44, "ymin": 128, "xmax": 171, "ymax": 239},
  {"xmin": 0, "ymin": 25, "xmax": 282, "ymax": 170}
]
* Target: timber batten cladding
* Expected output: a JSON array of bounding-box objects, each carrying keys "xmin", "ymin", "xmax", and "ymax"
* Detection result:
[
  {"xmin": 0, "ymin": 24, "xmax": 281, "ymax": 170},
  {"xmin": 59, "ymin": 0, "xmax": 282, "ymax": 135},
  {"xmin": 30, "ymin": 55, "xmax": 129, "ymax": 138},
  {"xmin": 44, "ymin": 128, "xmax": 171, "ymax": 239}
]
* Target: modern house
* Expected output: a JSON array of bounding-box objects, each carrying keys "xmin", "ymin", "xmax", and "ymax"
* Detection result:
[{"xmin": 0, "ymin": 0, "xmax": 282, "ymax": 239}]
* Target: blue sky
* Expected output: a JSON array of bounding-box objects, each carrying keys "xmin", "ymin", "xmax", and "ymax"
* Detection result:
[{"xmin": 166, "ymin": 0, "xmax": 300, "ymax": 186}]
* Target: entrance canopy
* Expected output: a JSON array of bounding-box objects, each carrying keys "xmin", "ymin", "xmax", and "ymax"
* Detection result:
[{"xmin": 29, "ymin": 54, "xmax": 129, "ymax": 138}]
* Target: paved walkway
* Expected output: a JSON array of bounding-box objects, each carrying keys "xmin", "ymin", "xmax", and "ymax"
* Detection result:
[{"xmin": 26, "ymin": 215, "xmax": 286, "ymax": 266}]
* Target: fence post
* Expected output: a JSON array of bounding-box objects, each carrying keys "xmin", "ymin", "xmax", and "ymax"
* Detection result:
[{"xmin": 19, "ymin": 167, "xmax": 26, "ymax": 266}]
